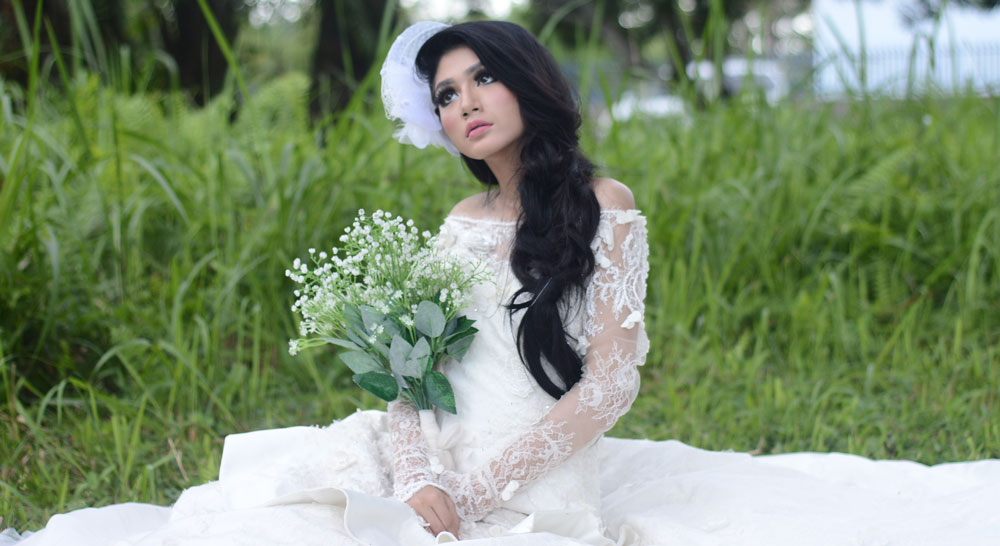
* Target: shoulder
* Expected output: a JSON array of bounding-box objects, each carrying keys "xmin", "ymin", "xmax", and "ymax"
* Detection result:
[
  {"xmin": 447, "ymin": 192, "xmax": 489, "ymax": 217},
  {"xmin": 591, "ymin": 177, "xmax": 636, "ymax": 211}
]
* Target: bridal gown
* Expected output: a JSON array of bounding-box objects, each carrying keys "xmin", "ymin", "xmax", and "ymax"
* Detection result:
[{"xmin": 6, "ymin": 209, "xmax": 1000, "ymax": 546}]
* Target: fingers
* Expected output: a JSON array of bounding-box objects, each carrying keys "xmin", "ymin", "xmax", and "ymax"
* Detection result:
[
  {"xmin": 443, "ymin": 493, "xmax": 461, "ymax": 537},
  {"xmin": 430, "ymin": 501, "xmax": 461, "ymax": 539},
  {"xmin": 428, "ymin": 504, "xmax": 447, "ymax": 536},
  {"xmin": 407, "ymin": 496, "xmax": 440, "ymax": 536},
  {"xmin": 406, "ymin": 485, "xmax": 461, "ymax": 539},
  {"xmin": 424, "ymin": 506, "xmax": 446, "ymax": 537}
]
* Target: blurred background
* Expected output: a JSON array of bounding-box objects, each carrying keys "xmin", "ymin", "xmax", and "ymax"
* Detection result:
[
  {"xmin": 2, "ymin": 0, "xmax": 998, "ymax": 115},
  {"xmin": 1, "ymin": 0, "xmax": 998, "ymax": 529}
]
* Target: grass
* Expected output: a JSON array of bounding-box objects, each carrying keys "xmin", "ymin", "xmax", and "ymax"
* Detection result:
[{"xmin": 1, "ymin": 19, "xmax": 999, "ymax": 535}]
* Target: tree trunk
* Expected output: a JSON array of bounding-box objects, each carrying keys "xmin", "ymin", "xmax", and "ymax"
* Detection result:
[
  {"xmin": 309, "ymin": 0, "xmax": 394, "ymax": 120},
  {"xmin": 156, "ymin": 0, "xmax": 242, "ymax": 106}
]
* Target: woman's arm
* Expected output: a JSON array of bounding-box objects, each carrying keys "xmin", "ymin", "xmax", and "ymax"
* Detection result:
[
  {"xmin": 387, "ymin": 400, "xmax": 461, "ymax": 537},
  {"xmin": 387, "ymin": 399, "xmax": 442, "ymax": 502},
  {"xmin": 386, "ymin": 215, "xmax": 466, "ymax": 536},
  {"xmin": 438, "ymin": 184, "xmax": 650, "ymax": 521},
  {"xmin": 388, "ymin": 212, "xmax": 466, "ymax": 502}
]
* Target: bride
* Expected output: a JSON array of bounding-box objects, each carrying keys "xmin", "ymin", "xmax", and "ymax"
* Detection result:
[
  {"xmin": 384, "ymin": 20, "xmax": 649, "ymax": 540},
  {"xmin": 7, "ymin": 19, "xmax": 1000, "ymax": 546}
]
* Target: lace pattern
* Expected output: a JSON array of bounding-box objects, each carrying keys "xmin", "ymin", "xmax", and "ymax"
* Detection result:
[
  {"xmin": 436, "ymin": 215, "xmax": 515, "ymax": 267},
  {"xmin": 574, "ymin": 340, "xmax": 642, "ymax": 427},
  {"xmin": 389, "ymin": 209, "xmax": 649, "ymax": 522},
  {"xmin": 582, "ymin": 209, "xmax": 649, "ymax": 344},
  {"xmin": 438, "ymin": 420, "xmax": 576, "ymax": 521},
  {"xmin": 387, "ymin": 400, "xmax": 438, "ymax": 502}
]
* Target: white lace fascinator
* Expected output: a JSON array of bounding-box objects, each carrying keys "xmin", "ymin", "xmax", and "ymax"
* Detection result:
[{"xmin": 380, "ymin": 21, "xmax": 460, "ymax": 157}]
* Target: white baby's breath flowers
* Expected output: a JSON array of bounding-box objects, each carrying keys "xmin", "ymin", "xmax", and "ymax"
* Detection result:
[{"xmin": 286, "ymin": 209, "xmax": 489, "ymax": 356}]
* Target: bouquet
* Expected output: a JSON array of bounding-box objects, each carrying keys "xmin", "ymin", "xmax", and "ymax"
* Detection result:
[{"xmin": 286, "ymin": 209, "xmax": 487, "ymax": 415}]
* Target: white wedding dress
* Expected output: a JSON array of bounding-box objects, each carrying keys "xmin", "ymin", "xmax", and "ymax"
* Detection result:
[{"xmin": 6, "ymin": 209, "xmax": 1000, "ymax": 546}]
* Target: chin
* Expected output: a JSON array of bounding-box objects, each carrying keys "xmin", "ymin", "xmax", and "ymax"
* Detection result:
[
  {"xmin": 453, "ymin": 145, "xmax": 489, "ymax": 161},
  {"xmin": 460, "ymin": 141, "xmax": 520, "ymax": 162},
  {"xmin": 461, "ymin": 150, "xmax": 489, "ymax": 161}
]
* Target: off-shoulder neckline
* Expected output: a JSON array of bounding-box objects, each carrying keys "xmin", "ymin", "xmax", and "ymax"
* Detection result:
[{"xmin": 446, "ymin": 209, "xmax": 644, "ymax": 226}]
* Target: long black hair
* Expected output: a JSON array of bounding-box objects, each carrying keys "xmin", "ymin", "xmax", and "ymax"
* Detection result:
[{"xmin": 416, "ymin": 21, "xmax": 601, "ymax": 399}]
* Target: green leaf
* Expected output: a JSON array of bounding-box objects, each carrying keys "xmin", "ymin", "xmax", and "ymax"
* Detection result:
[
  {"xmin": 371, "ymin": 340, "xmax": 390, "ymax": 359},
  {"xmin": 447, "ymin": 334, "xmax": 475, "ymax": 362},
  {"xmin": 398, "ymin": 358, "xmax": 422, "ymax": 377},
  {"xmin": 415, "ymin": 300, "xmax": 446, "ymax": 338},
  {"xmin": 344, "ymin": 325, "xmax": 367, "ymax": 349},
  {"xmin": 392, "ymin": 371, "xmax": 409, "ymax": 391},
  {"xmin": 450, "ymin": 316, "xmax": 476, "ymax": 338},
  {"xmin": 343, "ymin": 303, "xmax": 363, "ymax": 327},
  {"xmin": 410, "ymin": 336, "xmax": 432, "ymax": 375},
  {"xmin": 381, "ymin": 319, "xmax": 402, "ymax": 339},
  {"xmin": 353, "ymin": 372, "xmax": 399, "ymax": 402},
  {"xmin": 320, "ymin": 337, "xmax": 361, "ymax": 351},
  {"xmin": 389, "ymin": 334, "xmax": 412, "ymax": 371},
  {"xmin": 360, "ymin": 305, "xmax": 385, "ymax": 333},
  {"xmin": 393, "ymin": 337, "xmax": 431, "ymax": 377},
  {"xmin": 445, "ymin": 325, "xmax": 478, "ymax": 345},
  {"xmin": 424, "ymin": 371, "xmax": 456, "ymax": 414},
  {"xmin": 410, "ymin": 337, "xmax": 431, "ymax": 361},
  {"xmin": 443, "ymin": 317, "xmax": 458, "ymax": 338},
  {"xmin": 339, "ymin": 351, "xmax": 382, "ymax": 374}
]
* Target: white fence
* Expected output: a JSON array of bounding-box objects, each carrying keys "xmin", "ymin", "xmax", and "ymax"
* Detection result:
[{"xmin": 816, "ymin": 41, "xmax": 1000, "ymax": 97}]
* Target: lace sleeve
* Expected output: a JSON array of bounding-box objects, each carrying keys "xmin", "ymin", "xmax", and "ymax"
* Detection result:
[
  {"xmin": 387, "ymin": 399, "xmax": 441, "ymax": 502},
  {"xmin": 438, "ymin": 209, "xmax": 650, "ymax": 521},
  {"xmin": 386, "ymin": 221, "xmax": 457, "ymax": 503}
]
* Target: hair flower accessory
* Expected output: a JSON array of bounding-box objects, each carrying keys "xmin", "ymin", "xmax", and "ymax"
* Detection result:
[{"xmin": 380, "ymin": 21, "xmax": 460, "ymax": 157}]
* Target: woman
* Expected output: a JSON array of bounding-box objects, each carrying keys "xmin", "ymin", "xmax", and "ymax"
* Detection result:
[
  {"xmin": 8, "ymin": 19, "xmax": 999, "ymax": 546},
  {"xmin": 382, "ymin": 20, "xmax": 649, "ymax": 541}
]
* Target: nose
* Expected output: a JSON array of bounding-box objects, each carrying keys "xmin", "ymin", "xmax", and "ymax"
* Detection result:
[{"xmin": 460, "ymin": 86, "xmax": 480, "ymax": 117}]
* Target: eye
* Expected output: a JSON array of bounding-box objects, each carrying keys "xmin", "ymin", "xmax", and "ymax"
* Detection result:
[
  {"xmin": 435, "ymin": 88, "xmax": 457, "ymax": 107},
  {"xmin": 475, "ymin": 70, "xmax": 495, "ymax": 85},
  {"xmin": 435, "ymin": 70, "xmax": 494, "ymax": 108}
]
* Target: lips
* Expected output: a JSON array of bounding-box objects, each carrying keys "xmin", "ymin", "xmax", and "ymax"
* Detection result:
[{"xmin": 465, "ymin": 120, "xmax": 493, "ymax": 138}]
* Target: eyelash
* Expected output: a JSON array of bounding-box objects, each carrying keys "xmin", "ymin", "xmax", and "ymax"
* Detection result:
[{"xmin": 436, "ymin": 70, "xmax": 495, "ymax": 107}]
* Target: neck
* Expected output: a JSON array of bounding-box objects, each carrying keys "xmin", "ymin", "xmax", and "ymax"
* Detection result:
[{"xmin": 484, "ymin": 146, "xmax": 522, "ymax": 216}]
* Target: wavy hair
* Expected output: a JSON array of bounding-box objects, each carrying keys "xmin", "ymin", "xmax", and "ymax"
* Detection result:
[{"xmin": 416, "ymin": 21, "xmax": 600, "ymax": 398}]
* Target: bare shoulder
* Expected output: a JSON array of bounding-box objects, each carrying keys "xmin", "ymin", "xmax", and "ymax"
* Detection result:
[
  {"xmin": 591, "ymin": 177, "xmax": 636, "ymax": 211},
  {"xmin": 447, "ymin": 192, "xmax": 489, "ymax": 217}
]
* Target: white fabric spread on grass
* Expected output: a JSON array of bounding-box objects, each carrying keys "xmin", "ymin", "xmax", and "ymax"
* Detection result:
[{"xmin": 6, "ymin": 212, "xmax": 1000, "ymax": 546}]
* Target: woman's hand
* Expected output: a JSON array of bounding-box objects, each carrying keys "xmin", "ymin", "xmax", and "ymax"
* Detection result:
[{"xmin": 405, "ymin": 484, "xmax": 461, "ymax": 539}]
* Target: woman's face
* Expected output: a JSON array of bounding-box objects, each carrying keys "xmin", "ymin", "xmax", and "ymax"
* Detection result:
[{"xmin": 432, "ymin": 46, "xmax": 524, "ymax": 162}]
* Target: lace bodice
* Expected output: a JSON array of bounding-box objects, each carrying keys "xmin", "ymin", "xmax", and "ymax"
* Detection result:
[{"xmin": 388, "ymin": 209, "xmax": 650, "ymax": 523}]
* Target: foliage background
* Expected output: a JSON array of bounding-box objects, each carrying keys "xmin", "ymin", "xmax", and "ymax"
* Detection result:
[{"xmin": 1, "ymin": 0, "xmax": 998, "ymax": 531}]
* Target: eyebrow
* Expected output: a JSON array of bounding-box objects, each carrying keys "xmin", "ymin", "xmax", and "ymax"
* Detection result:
[{"xmin": 434, "ymin": 62, "xmax": 485, "ymax": 93}]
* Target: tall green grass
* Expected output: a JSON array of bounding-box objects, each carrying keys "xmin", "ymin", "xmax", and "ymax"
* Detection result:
[{"xmin": 1, "ymin": 8, "xmax": 999, "ymax": 533}]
